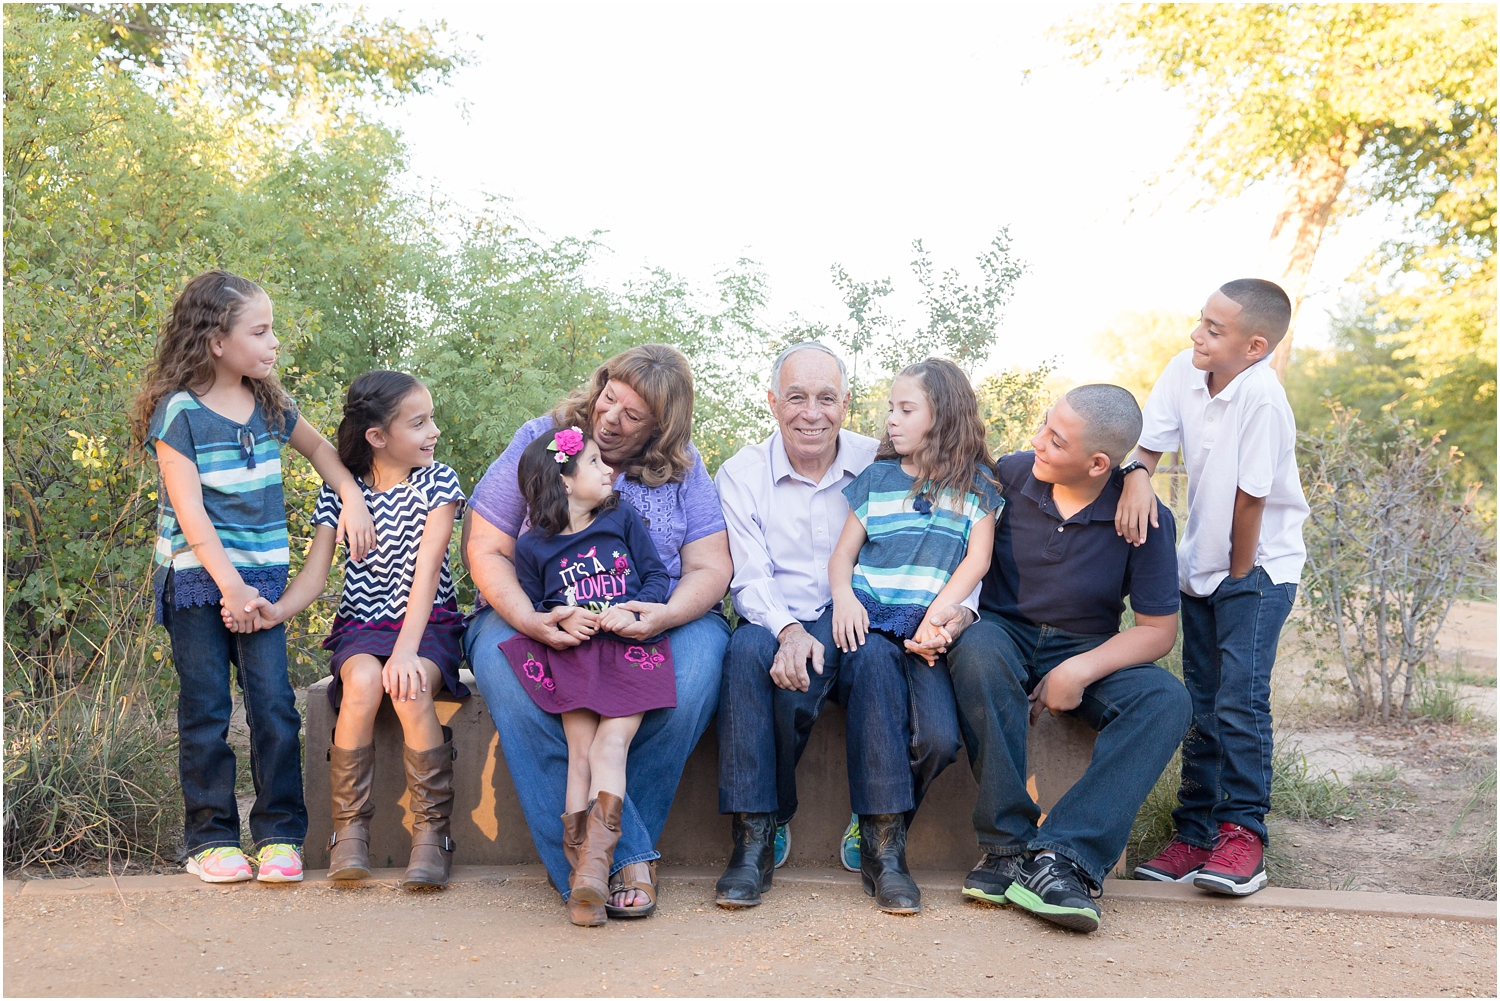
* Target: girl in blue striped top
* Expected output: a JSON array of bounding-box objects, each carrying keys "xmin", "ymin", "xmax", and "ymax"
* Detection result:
[
  {"xmin": 132, "ymin": 271, "xmax": 374, "ymax": 885},
  {"xmin": 829, "ymin": 358, "xmax": 1003, "ymax": 660}
]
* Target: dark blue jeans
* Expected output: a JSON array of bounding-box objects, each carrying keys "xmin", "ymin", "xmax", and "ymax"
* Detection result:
[
  {"xmin": 1176, "ymin": 567, "xmax": 1297, "ymax": 847},
  {"xmin": 947, "ymin": 611, "xmax": 1190, "ymax": 884},
  {"xmin": 161, "ymin": 571, "xmax": 307, "ymax": 856},
  {"xmin": 464, "ymin": 605, "xmax": 728, "ymax": 899},
  {"xmin": 717, "ymin": 608, "xmax": 961, "ymax": 822}
]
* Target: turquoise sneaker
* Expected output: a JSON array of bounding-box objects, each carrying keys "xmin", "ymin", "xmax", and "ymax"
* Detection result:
[
  {"xmin": 840, "ymin": 814, "xmax": 860, "ymax": 872},
  {"xmin": 773, "ymin": 822, "xmax": 790, "ymax": 868}
]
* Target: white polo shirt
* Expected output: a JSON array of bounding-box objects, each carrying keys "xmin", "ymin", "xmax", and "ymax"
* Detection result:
[{"xmin": 1139, "ymin": 350, "xmax": 1309, "ymax": 598}]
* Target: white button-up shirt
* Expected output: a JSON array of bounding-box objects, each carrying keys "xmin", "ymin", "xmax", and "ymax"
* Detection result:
[{"xmin": 1139, "ymin": 349, "xmax": 1310, "ymax": 598}]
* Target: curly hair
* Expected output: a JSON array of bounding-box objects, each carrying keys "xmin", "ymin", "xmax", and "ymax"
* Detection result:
[
  {"xmin": 336, "ymin": 370, "xmax": 423, "ymax": 480},
  {"xmin": 129, "ymin": 270, "xmax": 293, "ymax": 445},
  {"xmin": 875, "ymin": 357, "xmax": 996, "ymax": 503},
  {"xmin": 516, "ymin": 432, "xmax": 618, "ymax": 537},
  {"xmin": 550, "ymin": 344, "xmax": 696, "ymax": 488}
]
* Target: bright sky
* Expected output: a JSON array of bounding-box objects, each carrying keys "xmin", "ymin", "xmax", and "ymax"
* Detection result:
[{"xmin": 368, "ymin": 1, "xmax": 1393, "ymax": 383}]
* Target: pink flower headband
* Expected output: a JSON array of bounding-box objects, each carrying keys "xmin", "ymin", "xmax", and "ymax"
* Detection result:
[{"xmin": 548, "ymin": 426, "xmax": 585, "ymax": 464}]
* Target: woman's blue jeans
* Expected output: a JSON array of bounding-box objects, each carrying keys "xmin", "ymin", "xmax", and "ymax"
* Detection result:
[
  {"xmin": 1175, "ymin": 567, "xmax": 1297, "ymax": 847},
  {"xmin": 947, "ymin": 611, "xmax": 1190, "ymax": 884},
  {"xmin": 162, "ymin": 572, "xmax": 307, "ymax": 856},
  {"xmin": 464, "ymin": 606, "xmax": 728, "ymax": 899}
]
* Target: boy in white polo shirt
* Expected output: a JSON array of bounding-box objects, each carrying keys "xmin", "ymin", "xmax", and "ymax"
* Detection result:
[{"xmin": 1114, "ymin": 278, "xmax": 1309, "ymax": 896}]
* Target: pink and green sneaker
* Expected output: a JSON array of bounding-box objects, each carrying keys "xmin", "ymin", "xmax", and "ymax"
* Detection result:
[
  {"xmin": 255, "ymin": 843, "xmax": 304, "ymax": 883},
  {"xmin": 185, "ymin": 846, "xmax": 253, "ymax": 883}
]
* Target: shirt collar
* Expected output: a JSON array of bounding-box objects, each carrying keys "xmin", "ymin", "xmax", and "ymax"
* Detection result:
[
  {"xmin": 1018, "ymin": 460, "xmax": 1123, "ymax": 523},
  {"xmin": 1192, "ymin": 356, "xmax": 1270, "ymax": 402},
  {"xmin": 771, "ymin": 428, "xmax": 863, "ymax": 487}
]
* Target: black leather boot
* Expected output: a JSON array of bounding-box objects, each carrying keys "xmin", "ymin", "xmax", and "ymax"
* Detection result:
[
  {"xmin": 859, "ymin": 813, "xmax": 921, "ymax": 914},
  {"xmin": 715, "ymin": 812, "xmax": 776, "ymax": 908}
]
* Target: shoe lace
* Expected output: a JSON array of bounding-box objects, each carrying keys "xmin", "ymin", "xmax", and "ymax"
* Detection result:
[
  {"xmin": 1037, "ymin": 855, "xmax": 1103, "ymax": 900},
  {"xmin": 200, "ymin": 847, "xmax": 245, "ymax": 864},
  {"xmin": 977, "ymin": 851, "xmax": 1011, "ymax": 873},
  {"xmin": 257, "ymin": 843, "xmax": 299, "ymax": 863},
  {"xmin": 1156, "ymin": 839, "xmax": 1205, "ymax": 867},
  {"xmin": 1211, "ymin": 826, "xmax": 1256, "ymax": 867}
]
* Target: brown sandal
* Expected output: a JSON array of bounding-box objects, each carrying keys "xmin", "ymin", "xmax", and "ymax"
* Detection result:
[{"xmin": 605, "ymin": 860, "xmax": 658, "ymax": 918}]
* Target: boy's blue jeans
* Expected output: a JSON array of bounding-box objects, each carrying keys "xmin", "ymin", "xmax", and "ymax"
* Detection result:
[
  {"xmin": 947, "ymin": 611, "xmax": 1190, "ymax": 884},
  {"xmin": 162, "ymin": 571, "xmax": 307, "ymax": 857},
  {"xmin": 717, "ymin": 607, "xmax": 961, "ymax": 822},
  {"xmin": 464, "ymin": 605, "xmax": 728, "ymax": 899},
  {"xmin": 1175, "ymin": 566, "xmax": 1297, "ymax": 847}
]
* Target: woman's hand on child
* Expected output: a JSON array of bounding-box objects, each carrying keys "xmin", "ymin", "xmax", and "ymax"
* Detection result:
[
  {"xmin": 553, "ymin": 606, "xmax": 602, "ymax": 645},
  {"xmin": 831, "ymin": 595, "xmax": 868, "ymax": 653},
  {"xmin": 1028, "ymin": 659, "xmax": 1087, "ymax": 725},
  {"xmin": 611, "ymin": 601, "xmax": 669, "ymax": 640},
  {"xmin": 335, "ymin": 504, "xmax": 377, "ymax": 563},
  {"xmin": 382, "ymin": 650, "xmax": 428, "ymax": 701}
]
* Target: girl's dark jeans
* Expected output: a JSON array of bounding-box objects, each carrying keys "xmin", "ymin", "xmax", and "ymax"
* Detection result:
[{"xmin": 162, "ymin": 571, "xmax": 307, "ymax": 857}]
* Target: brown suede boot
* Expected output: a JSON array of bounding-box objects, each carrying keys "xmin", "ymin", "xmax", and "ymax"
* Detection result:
[
  {"xmin": 562, "ymin": 807, "xmax": 606, "ymax": 926},
  {"xmin": 400, "ymin": 726, "xmax": 456, "ymax": 889},
  {"xmin": 327, "ymin": 741, "xmax": 375, "ymax": 880},
  {"xmin": 570, "ymin": 792, "xmax": 623, "ymax": 905}
]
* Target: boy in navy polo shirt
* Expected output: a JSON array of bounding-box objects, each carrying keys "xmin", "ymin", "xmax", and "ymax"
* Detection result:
[
  {"xmin": 1118, "ymin": 279, "xmax": 1309, "ymax": 896},
  {"xmin": 947, "ymin": 384, "xmax": 1190, "ymax": 933}
]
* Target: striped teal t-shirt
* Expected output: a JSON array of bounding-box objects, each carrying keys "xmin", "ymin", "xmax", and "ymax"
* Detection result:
[
  {"xmin": 147, "ymin": 390, "xmax": 299, "ymax": 623},
  {"xmin": 843, "ymin": 459, "xmax": 1003, "ymax": 638}
]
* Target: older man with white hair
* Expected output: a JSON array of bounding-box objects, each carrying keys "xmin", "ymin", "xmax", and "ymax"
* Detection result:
[{"xmin": 710, "ymin": 342, "xmax": 974, "ymax": 915}]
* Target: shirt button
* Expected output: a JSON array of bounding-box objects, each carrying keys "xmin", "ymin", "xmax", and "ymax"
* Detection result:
[
  {"xmin": 1207, "ymin": 417, "xmax": 1215, "ymax": 423},
  {"xmin": 1057, "ymin": 526, "xmax": 1064, "ymax": 533}
]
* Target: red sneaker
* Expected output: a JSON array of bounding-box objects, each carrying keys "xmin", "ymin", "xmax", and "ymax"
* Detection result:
[
  {"xmin": 1134, "ymin": 837, "xmax": 1214, "ymax": 883},
  {"xmin": 1193, "ymin": 823, "xmax": 1267, "ymax": 895}
]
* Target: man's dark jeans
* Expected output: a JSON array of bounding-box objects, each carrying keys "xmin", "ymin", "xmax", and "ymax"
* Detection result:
[
  {"xmin": 162, "ymin": 571, "xmax": 307, "ymax": 856},
  {"xmin": 947, "ymin": 611, "xmax": 1190, "ymax": 884},
  {"xmin": 718, "ymin": 607, "xmax": 961, "ymax": 822},
  {"xmin": 1176, "ymin": 566, "xmax": 1297, "ymax": 847}
]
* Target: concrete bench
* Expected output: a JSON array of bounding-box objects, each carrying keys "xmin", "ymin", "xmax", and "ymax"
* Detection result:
[{"xmin": 304, "ymin": 669, "xmax": 1106, "ymax": 873}]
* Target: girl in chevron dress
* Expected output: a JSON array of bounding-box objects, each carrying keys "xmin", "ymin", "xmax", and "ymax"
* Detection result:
[{"xmin": 246, "ymin": 369, "xmax": 466, "ymax": 889}]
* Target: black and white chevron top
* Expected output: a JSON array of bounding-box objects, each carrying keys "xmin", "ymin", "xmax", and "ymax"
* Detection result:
[{"xmin": 313, "ymin": 462, "xmax": 466, "ymax": 624}]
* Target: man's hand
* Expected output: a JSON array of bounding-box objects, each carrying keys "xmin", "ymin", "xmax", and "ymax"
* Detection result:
[
  {"xmin": 611, "ymin": 601, "xmax": 671, "ymax": 640},
  {"xmin": 770, "ymin": 623, "xmax": 824, "ymax": 692},
  {"xmin": 904, "ymin": 605, "xmax": 974, "ymax": 665},
  {"xmin": 1029, "ymin": 659, "xmax": 1089, "ymax": 725},
  {"xmin": 1114, "ymin": 469, "xmax": 1159, "ymax": 547}
]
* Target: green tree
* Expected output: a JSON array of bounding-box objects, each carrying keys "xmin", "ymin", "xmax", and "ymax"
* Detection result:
[
  {"xmin": 1089, "ymin": 309, "xmax": 1198, "ymax": 405},
  {"xmin": 1060, "ymin": 4, "xmax": 1496, "ymax": 380}
]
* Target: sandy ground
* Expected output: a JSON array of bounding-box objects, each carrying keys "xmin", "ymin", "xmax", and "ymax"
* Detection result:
[{"xmin": 5, "ymin": 875, "xmax": 1496, "ymax": 998}]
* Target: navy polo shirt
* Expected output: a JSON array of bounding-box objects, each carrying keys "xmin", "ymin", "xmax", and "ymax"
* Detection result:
[{"xmin": 980, "ymin": 451, "xmax": 1179, "ymax": 635}]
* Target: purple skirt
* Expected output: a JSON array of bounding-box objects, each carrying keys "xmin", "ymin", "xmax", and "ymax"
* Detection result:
[
  {"xmin": 322, "ymin": 605, "xmax": 468, "ymax": 709},
  {"xmin": 499, "ymin": 633, "xmax": 676, "ymax": 717}
]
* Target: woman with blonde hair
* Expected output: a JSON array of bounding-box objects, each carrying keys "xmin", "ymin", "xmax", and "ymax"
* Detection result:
[{"xmin": 463, "ymin": 344, "xmax": 731, "ymax": 923}]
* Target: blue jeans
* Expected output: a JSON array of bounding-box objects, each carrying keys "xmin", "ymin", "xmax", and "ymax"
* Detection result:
[
  {"xmin": 947, "ymin": 611, "xmax": 1190, "ymax": 884},
  {"xmin": 464, "ymin": 605, "xmax": 728, "ymax": 898},
  {"xmin": 1176, "ymin": 567, "xmax": 1297, "ymax": 847},
  {"xmin": 719, "ymin": 610, "xmax": 957, "ymax": 820},
  {"xmin": 161, "ymin": 571, "xmax": 307, "ymax": 856}
]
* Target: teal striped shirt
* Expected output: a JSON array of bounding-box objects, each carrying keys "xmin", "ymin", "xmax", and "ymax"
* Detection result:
[
  {"xmin": 843, "ymin": 460, "xmax": 1003, "ymax": 638},
  {"xmin": 147, "ymin": 391, "xmax": 299, "ymax": 622}
]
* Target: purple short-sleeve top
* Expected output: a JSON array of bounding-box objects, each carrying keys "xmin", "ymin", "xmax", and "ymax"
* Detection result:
[{"xmin": 469, "ymin": 415, "xmax": 726, "ymax": 600}]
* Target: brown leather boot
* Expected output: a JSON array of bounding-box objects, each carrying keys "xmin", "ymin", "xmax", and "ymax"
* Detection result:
[
  {"xmin": 570, "ymin": 792, "xmax": 623, "ymax": 905},
  {"xmin": 400, "ymin": 726, "xmax": 456, "ymax": 889},
  {"xmin": 562, "ymin": 807, "xmax": 606, "ymax": 926},
  {"xmin": 327, "ymin": 741, "xmax": 375, "ymax": 880}
]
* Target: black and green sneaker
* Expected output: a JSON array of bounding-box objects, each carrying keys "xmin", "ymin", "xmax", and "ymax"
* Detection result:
[
  {"xmin": 961, "ymin": 851, "xmax": 1025, "ymax": 905},
  {"xmin": 1003, "ymin": 854, "xmax": 1102, "ymax": 933}
]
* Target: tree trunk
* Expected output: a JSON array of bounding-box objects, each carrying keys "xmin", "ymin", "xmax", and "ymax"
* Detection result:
[{"xmin": 1257, "ymin": 138, "xmax": 1359, "ymax": 381}]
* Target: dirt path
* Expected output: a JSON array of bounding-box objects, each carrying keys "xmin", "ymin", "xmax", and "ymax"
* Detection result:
[{"xmin": 5, "ymin": 874, "xmax": 1494, "ymax": 998}]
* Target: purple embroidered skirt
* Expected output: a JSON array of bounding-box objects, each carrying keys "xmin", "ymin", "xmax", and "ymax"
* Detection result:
[
  {"xmin": 499, "ymin": 633, "xmax": 676, "ymax": 717},
  {"xmin": 322, "ymin": 605, "xmax": 469, "ymax": 709}
]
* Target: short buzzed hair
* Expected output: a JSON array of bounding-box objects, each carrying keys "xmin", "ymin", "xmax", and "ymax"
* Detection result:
[
  {"xmin": 1063, "ymin": 384, "xmax": 1142, "ymax": 465},
  {"xmin": 769, "ymin": 341, "xmax": 848, "ymax": 397},
  {"xmin": 1220, "ymin": 278, "xmax": 1292, "ymax": 348}
]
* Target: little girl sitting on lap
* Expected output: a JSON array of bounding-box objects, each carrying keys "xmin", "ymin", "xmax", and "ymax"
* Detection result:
[{"xmin": 500, "ymin": 426, "xmax": 675, "ymax": 926}]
